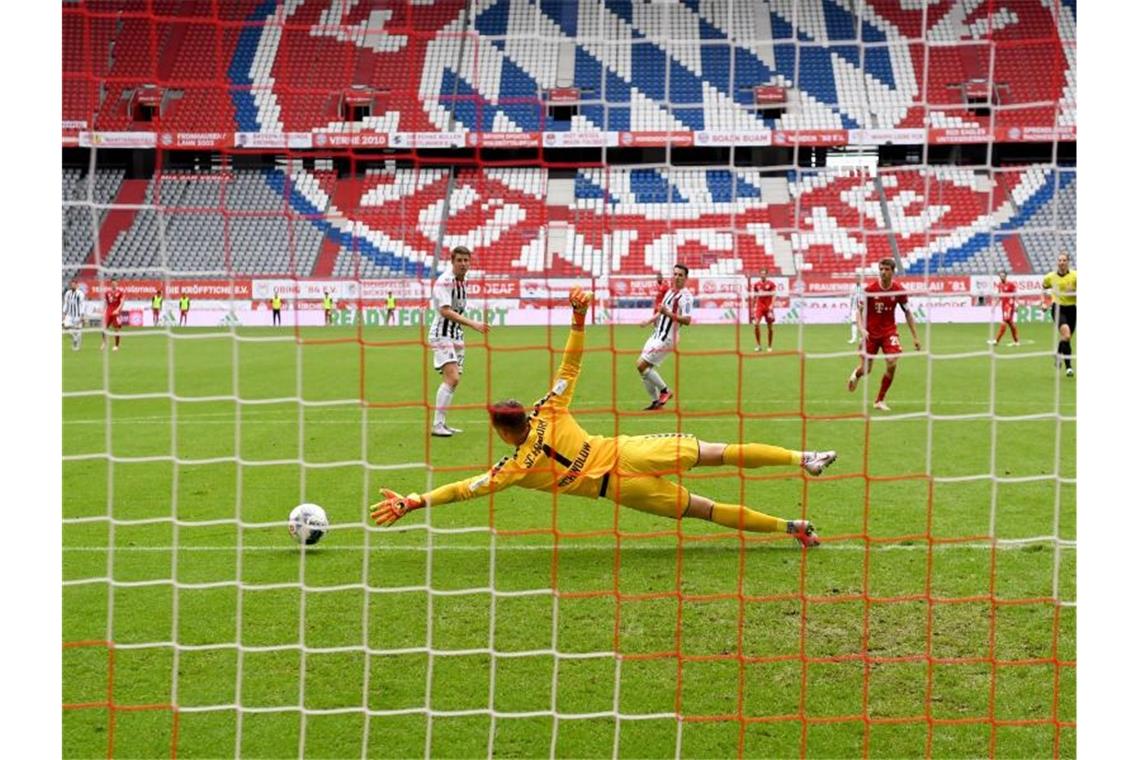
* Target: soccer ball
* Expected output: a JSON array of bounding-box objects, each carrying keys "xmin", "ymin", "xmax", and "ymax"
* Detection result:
[{"xmin": 288, "ymin": 503, "xmax": 329, "ymax": 546}]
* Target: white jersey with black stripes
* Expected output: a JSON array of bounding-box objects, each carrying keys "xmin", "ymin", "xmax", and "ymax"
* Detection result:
[
  {"xmin": 429, "ymin": 267, "xmax": 468, "ymax": 343},
  {"xmin": 651, "ymin": 288, "xmax": 694, "ymax": 343}
]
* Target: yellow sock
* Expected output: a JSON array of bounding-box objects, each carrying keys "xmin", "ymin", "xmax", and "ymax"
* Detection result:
[
  {"xmin": 709, "ymin": 503, "xmax": 787, "ymax": 534},
  {"xmin": 723, "ymin": 443, "xmax": 800, "ymax": 468}
]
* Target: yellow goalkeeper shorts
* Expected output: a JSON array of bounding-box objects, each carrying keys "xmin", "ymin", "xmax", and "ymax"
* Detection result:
[{"xmin": 601, "ymin": 434, "xmax": 700, "ymax": 519}]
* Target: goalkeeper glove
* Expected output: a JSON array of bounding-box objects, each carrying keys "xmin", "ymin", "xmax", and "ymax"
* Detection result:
[
  {"xmin": 370, "ymin": 488, "xmax": 425, "ymax": 527},
  {"xmin": 569, "ymin": 287, "xmax": 592, "ymax": 327}
]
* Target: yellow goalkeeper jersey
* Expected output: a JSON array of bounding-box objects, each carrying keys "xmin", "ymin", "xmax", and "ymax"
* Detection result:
[{"xmin": 420, "ymin": 326, "xmax": 619, "ymax": 506}]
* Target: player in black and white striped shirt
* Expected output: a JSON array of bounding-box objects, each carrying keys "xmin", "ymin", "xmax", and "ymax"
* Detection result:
[
  {"xmin": 428, "ymin": 246, "xmax": 489, "ymax": 437},
  {"xmin": 62, "ymin": 279, "xmax": 86, "ymax": 351},
  {"xmin": 636, "ymin": 264, "xmax": 694, "ymax": 410}
]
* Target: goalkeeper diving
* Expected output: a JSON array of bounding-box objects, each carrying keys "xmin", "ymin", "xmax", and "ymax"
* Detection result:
[{"xmin": 372, "ymin": 289, "xmax": 836, "ymax": 547}]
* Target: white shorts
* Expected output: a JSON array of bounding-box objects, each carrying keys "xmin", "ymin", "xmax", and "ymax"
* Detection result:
[
  {"xmin": 63, "ymin": 316, "xmax": 82, "ymax": 330},
  {"xmin": 431, "ymin": 340, "xmax": 465, "ymax": 374},
  {"xmin": 638, "ymin": 336, "xmax": 676, "ymax": 367}
]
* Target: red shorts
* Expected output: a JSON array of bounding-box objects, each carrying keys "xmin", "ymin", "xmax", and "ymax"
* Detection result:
[
  {"xmin": 1001, "ymin": 307, "xmax": 1015, "ymax": 322},
  {"xmin": 753, "ymin": 308, "xmax": 775, "ymax": 324},
  {"xmin": 104, "ymin": 313, "xmax": 120, "ymax": 328},
  {"xmin": 180, "ymin": 310, "xmax": 188, "ymax": 317},
  {"xmin": 864, "ymin": 332, "xmax": 902, "ymax": 356}
]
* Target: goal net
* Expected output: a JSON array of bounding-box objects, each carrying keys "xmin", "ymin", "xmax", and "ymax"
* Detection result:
[{"xmin": 62, "ymin": 1, "xmax": 1076, "ymax": 757}]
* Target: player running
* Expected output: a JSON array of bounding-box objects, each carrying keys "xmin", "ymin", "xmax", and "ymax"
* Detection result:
[
  {"xmin": 100, "ymin": 278, "xmax": 125, "ymax": 352},
  {"xmin": 372, "ymin": 288, "xmax": 835, "ymax": 547},
  {"xmin": 987, "ymin": 271, "xmax": 1020, "ymax": 347},
  {"xmin": 429, "ymin": 246, "xmax": 489, "ymax": 437},
  {"xmin": 62, "ymin": 279, "xmax": 86, "ymax": 351},
  {"xmin": 637, "ymin": 264, "xmax": 693, "ymax": 411},
  {"xmin": 847, "ymin": 259, "xmax": 921, "ymax": 412},
  {"xmin": 750, "ymin": 268, "xmax": 777, "ymax": 352},
  {"xmin": 1043, "ymin": 252, "xmax": 1077, "ymax": 377}
]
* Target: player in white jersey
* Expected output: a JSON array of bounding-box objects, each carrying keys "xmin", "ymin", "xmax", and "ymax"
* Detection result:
[
  {"xmin": 636, "ymin": 264, "xmax": 694, "ymax": 410},
  {"xmin": 428, "ymin": 246, "xmax": 489, "ymax": 437},
  {"xmin": 62, "ymin": 279, "xmax": 86, "ymax": 351},
  {"xmin": 847, "ymin": 273, "xmax": 863, "ymax": 344}
]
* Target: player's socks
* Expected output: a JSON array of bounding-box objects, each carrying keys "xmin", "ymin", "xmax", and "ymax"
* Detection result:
[
  {"xmin": 995, "ymin": 324, "xmax": 1006, "ymax": 343},
  {"xmin": 640, "ymin": 368, "xmax": 666, "ymax": 401},
  {"xmin": 114, "ymin": 335, "xmax": 121, "ymax": 348},
  {"xmin": 433, "ymin": 383, "xmax": 455, "ymax": 427},
  {"xmin": 709, "ymin": 502, "xmax": 786, "ymax": 533},
  {"xmin": 875, "ymin": 373, "xmax": 894, "ymax": 403},
  {"xmin": 640, "ymin": 372, "xmax": 659, "ymax": 401},
  {"xmin": 723, "ymin": 443, "xmax": 799, "ymax": 468},
  {"xmin": 767, "ymin": 326, "xmax": 774, "ymax": 349},
  {"xmin": 1059, "ymin": 339, "xmax": 1072, "ymax": 369},
  {"xmin": 1009, "ymin": 323, "xmax": 1019, "ymax": 343}
]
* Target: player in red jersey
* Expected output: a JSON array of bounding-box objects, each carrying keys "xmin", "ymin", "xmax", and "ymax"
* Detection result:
[
  {"xmin": 750, "ymin": 269, "xmax": 777, "ymax": 352},
  {"xmin": 987, "ymin": 271, "xmax": 1020, "ymax": 347},
  {"xmin": 847, "ymin": 259, "xmax": 921, "ymax": 412},
  {"xmin": 100, "ymin": 278, "xmax": 125, "ymax": 352}
]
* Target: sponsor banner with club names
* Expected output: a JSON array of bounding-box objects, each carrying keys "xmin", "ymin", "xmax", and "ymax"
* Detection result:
[
  {"xmin": 542, "ymin": 131, "xmax": 616, "ymax": 148},
  {"xmin": 693, "ymin": 129, "xmax": 772, "ymax": 147},
  {"xmin": 68, "ymin": 127, "xmax": 1076, "ymax": 150},
  {"xmin": 312, "ymin": 131, "xmax": 390, "ymax": 148},
  {"xmin": 79, "ymin": 278, "xmax": 253, "ymax": 299},
  {"xmin": 234, "ymin": 132, "xmax": 313, "ymax": 149},
  {"xmin": 617, "ymin": 131, "xmax": 695, "ymax": 147},
  {"xmin": 771, "ymin": 129, "xmax": 848, "ymax": 146},
  {"xmin": 158, "ymin": 132, "xmax": 231, "ymax": 149}
]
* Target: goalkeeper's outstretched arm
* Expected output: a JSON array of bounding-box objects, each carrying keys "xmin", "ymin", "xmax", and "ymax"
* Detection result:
[
  {"xmin": 545, "ymin": 288, "xmax": 591, "ymax": 410},
  {"xmin": 370, "ymin": 457, "xmax": 528, "ymax": 526}
]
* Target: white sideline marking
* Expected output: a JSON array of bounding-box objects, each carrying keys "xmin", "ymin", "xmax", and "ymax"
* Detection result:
[
  {"xmin": 63, "ymin": 539, "xmax": 1075, "ymax": 553},
  {"xmin": 62, "ymin": 395, "xmax": 1077, "ymax": 425}
]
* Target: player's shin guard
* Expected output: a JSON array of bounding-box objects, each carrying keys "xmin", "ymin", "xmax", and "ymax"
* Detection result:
[
  {"xmin": 876, "ymin": 372, "xmax": 894, "ymax": 403},
  {"xmin": 433, "ymin": 383, "xmax": 454, "ymax": 426},
  {"xmin": 723, "ymin": 443, "xmax": 799, "ymax": 468},
  {"xmin": 709, "ymin": 502, "xmax": 785, "ymax": 533},
  {"xmin": 995, "ymin": 324, "xmax": 1007, "ymax": 342},
  {"xmin": 1009, "ymin": 322, "xmax": 1019, "ymax": 342},
  {"xmin": 1059, "ymin": 339, "xmax": 1072, "ymax": 369}
]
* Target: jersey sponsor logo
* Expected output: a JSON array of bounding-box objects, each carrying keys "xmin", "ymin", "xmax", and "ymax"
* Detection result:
[{"xmin": 555, "ymin": 442, "xmax": 592, "ymax": 488}]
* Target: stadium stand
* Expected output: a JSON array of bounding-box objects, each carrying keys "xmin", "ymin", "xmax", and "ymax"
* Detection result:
[
  {"xmin": 63, "ymin": 0, "xmax": 1073, "ymax": 134},
  {"xmin": 63, "ymin": 164, "xmax": 1075, "ymax": 280}
]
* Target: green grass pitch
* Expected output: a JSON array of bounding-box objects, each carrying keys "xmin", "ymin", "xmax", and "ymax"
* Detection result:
[{"xmin": 62, "ymin": 320, "xmax": 1075, "ymax": 758}]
